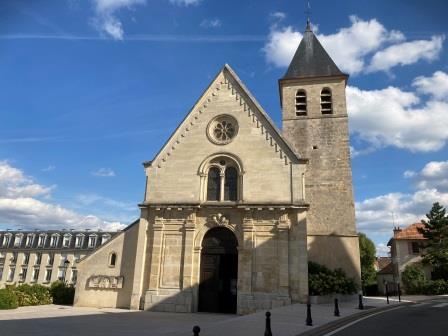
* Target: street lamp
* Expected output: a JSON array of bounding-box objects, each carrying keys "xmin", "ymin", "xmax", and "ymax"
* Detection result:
[{"xmin": 63, "ymin": 259, "xmax": 70, "ymax": 283}]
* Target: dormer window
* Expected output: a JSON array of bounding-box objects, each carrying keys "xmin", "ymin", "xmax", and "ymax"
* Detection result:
[
  {"xmin": 295, "ymin": 90, "xmax": 307, "ymax": 116},
  {"xmin": 14, "ymin": 234, "xmax": 23, "ymax": 247},
  {"xmin": 88, "ymin": 235, "xmax": 97, "ymax": 248},
  {"xmin": 75, "ymin": 235, "xmax": 84, "ymax": 248},
  {"xmin": 320, "ymin": 88, "xmax": 333, "ymax": 114},
  {"xmin": 50, "ymin": 234, "xmax": 59, "ymax": 248},
  {"xmin": 26, "ymin": 234, "xmax": 34, "ymax": 247},
  {"xmin": 3, "ymin": 234, "xmax": 11, "ymax": 247},
  {"xmin": 38, "ymin": 234, "xmax": 46, "ymax": 247},
  {"xmin": 63, "ymin": 235, "xmax": 71, "ymax": 248},
  {"xmin": 101, "ymin": 234, "xmax": 111, "ymax": 244}
]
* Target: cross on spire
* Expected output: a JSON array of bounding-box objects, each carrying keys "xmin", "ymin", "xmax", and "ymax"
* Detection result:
[{"xmin": 305, "ymin": 0, "xmax": 312, "ymax": 31}]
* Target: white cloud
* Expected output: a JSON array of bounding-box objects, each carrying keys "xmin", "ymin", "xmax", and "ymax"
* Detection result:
[
  {"xmin": 42, "ymin": 165, "xmax": 56, "ymax": 172},
  {"xmin": 270, "ymin": 12, "xmax": 286, "ymax": 21},
  {"xmin": 356, "ymin": 189, "xmax": 448, "ymax": 234},
  {"xmin": 376, "ymin": 243, "xmax": 390, "ymax": 257},
  {"xmin": 0, "ymin": 197, "xmax": 124, "ymax": 231},
  {"xmin": 264, "ymin": 16, "xmax": 404, "ymax": 74},
  {"xmin": 169, "ymin": 0, "xmax": 201, "ymax": 5},
  {"xmin": 0, "ymin": 161, "xmax": 127, "ymax": 231},
  {"xmin": 413, "ymin": 71, "xmax": 448, "ymax": 100},
  {"xmin": 404, "ymin": 161, "xmax": 448, "ymax": 192},
  {"xmin": 347, "ymin": 83, "xmax": 448, "ymax": 152},
  {"xmin": 264, "ymin": 26, "xmax": 302, "ymax": 68},
  {"xmin": 0, "ymin": 161, "xmax": 54, "ymax": 198},
  {"xmin": 91, "ymin": 0, "xmax": 146, "ymax": 40},
  {"xmin": 91, "ymin": 168, "xmax": 116, "ymax": 177},
  {"xmin": 264, "ymin": 16, "xmax": 444, "ymax": 75},
  {"xmin": 200, "ymin": 18, "xmax": 222, "ymax": 29},
  {"xmin": 368, "ymin": 36, "xmax": 444, "ymax": 73}
]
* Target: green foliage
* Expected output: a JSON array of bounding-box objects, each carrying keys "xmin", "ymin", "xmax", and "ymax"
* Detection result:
[
  {"xmin": 14, "ymin": 284, "xmax": 52, "ymax": 307},
  {"xmin": 358, "ymin": 233, "xmax": 377, "ymax": 286},
  {"xmin": 308, "ymin": 261, "xmax": 358, "ymax": 296},
  {"xmin": 0, "ymin": 289, "xmax": 18, "ymax": 310},
  {"xmin": 419, "ymin": 202, "xmax": 448, "ymax": 280},
  {"xmin": 402, "ymin": 263, "xmax": 427, "ymax": 294},
  {"xmin": 50, "ymin": 281, "xmax": 75, "ymax": 305},
  {"xmin": 402, "ymin": 263, "xmax": 448, "ymax": 294}
]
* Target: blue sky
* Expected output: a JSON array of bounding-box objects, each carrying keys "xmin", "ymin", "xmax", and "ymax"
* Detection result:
[{"xmin": 0, "ymin": 0, "xmax": 447, "ymax": 256}]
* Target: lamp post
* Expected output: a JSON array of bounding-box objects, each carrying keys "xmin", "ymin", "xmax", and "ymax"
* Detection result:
[{"xmin": 63, "ymin": 259, "xmax": 70, "ymax": 283}]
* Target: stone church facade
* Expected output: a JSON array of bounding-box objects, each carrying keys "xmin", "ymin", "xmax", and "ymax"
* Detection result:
[{"xmin": 74, "ymin": 23, "xmax": 361, "ymax": 314}]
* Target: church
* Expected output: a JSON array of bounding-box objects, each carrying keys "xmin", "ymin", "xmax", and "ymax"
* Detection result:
[{"xmin": 73, "ymin": 22, "xmax": 361, "ymax": 315}]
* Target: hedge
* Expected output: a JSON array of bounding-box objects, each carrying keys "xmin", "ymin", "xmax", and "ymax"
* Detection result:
[
  {"xmin": 0, "ymin": 289, "xmax": 18, "ymax": 310},
  {"xmin": 402, "ymin": 264, "xmax": 448, "ymax": 295},
  {"xmin": 308, "ymin": 261, "xmax": 358, "ymax": 296},
  {"xmin": 50, "ymin": 281, "xmax": 75, "ymax": 305}
]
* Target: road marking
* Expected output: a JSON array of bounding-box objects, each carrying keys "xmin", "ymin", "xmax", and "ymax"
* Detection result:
[
  {"xmin": 322, "ymin": 306, "xmax": 404, "ymax": 336},
  {"xmin": 432, "ymin": 302, "xmax": 448, "ymax": 308}
]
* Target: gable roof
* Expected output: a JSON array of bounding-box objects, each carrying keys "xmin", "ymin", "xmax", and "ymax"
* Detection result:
[
  {"xmin": 394, "ymin": 223, "xmax": 426, "ymax": 240},
  {"xmin": 145, "ymin": 64, "xmax": 306, "ymax": 169},
  {"xmin": 282, "ymin": 22, "xmax": 346, "ymax": 79}
]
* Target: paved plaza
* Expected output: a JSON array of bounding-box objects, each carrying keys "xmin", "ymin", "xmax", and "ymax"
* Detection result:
[{"xmin": 0, "ymin": 297, "xmax": 418, "ymax": 336}]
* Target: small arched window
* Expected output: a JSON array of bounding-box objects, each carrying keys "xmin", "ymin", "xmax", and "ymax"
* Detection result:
[
  {"xmin": 295, "ymin": 90, "xmax": 307, "ymax": 116},
  {"xmin": 109, "ymin": 252, "xmax": 117, "ymax": 267},
  {"xmin": 224, "ymin": 167, "xmax": 238, "ymax": 201},
  {"xmin": 321, "ymin": 88, "xmax": 333, "ymax": 114},
  {"xmin": 207, "ymin": 167, "xmax": 221, "ymax": 201}
]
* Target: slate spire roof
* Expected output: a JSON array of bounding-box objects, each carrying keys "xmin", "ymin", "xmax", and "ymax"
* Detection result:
[{"xmin": 282, "ymin": 21, "xmax": 346, "ymax": 79}]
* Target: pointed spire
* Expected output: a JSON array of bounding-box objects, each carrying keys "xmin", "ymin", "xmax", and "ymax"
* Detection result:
[{"xmin": 282, "ymin": 21, "xmax": 346, "ymax": 79}]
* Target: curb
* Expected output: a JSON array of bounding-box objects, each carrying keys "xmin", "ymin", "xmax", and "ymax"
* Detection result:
[{"xmin": 297, "ymin": 302, "xmax": 412, "ymax": 336}]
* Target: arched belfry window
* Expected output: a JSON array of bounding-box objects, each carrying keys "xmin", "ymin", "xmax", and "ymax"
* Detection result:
[
  {"xmin": 295, "ymin": 90, "xmax": 307, "ymax": 116},
  {"xmin": 320, "ymin": 88, "xmax": 333, "ymax": 114},
  {"xmin": 207, "ymin": 167, "xmax": 221, "ymax": 201},
  {"xmin": 201, "ymin": 155, "xmax": 242, "ymax": 202}
]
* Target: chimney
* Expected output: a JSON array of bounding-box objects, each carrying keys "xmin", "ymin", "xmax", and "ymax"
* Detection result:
[{"xmin": 393, "ymin": 226, "xmax": 402, "ymax": 237}]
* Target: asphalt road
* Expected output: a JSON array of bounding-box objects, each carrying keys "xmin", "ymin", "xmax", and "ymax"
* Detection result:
[{"xmin": 328, "ymin": 298, "xmax": 448, "ymax": 336}]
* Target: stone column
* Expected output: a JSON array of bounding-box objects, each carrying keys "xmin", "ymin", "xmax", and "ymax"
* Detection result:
[
  {"xmin": 238, "ymin": 209, "xmax": 254, "ymax": 314},
  {"xmin": 289, "ymin": 210, "xmax": 308, "ymax": 303},
  {"xmin": 277, "ymin": 213, "xmax": 290, "ymax": 297},
  {"xmin": 147, "ymin": 213, "xmax": 164, "ymax": 294},
  {"xmin": 180, "ymin": 210, "xmax": 196, "ymax": 311}
]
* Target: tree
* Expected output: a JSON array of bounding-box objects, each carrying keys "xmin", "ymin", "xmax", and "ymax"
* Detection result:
[
  {"xmin": 358, "ymin": 233, "xmax": 377, "ymax": 286},
  {"xmin": 419, "ymin": 202, "xmax": 448, "ymax": 280}
]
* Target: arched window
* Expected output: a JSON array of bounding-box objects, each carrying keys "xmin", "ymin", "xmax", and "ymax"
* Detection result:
[
  {"xmin": 202, "ymin": 155, "xmax": 241, "ymax": 202},
  {"xmin": 207, "ymin": 167, "xmax": 221, "ymax": 201},
  {"xmin": 320, "ymin": 88, "xmax": 333, "ymax": 114},
  {"xmin": 224, "ymin": 167, "xmax": 238, "ymax": 201},
  {"xmin": 109, "ymin": 252, "xmax": 117, "ymax": 267},
  {"xmin": 295, "ymin": 90, "xmax": 307, "ymax": 116}
]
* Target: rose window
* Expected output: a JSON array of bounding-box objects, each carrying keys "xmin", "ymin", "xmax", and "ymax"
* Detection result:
[{"xmin": 207, "ymin": 115, "xmax": 239, "ymax": 145}]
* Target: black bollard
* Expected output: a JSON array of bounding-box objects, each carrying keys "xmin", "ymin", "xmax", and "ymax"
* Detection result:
[
  {"xmin": 398, "ymin": 283, "xmax": 401, "ymax": 302},
  {"xmin": 306, "ymin": 303, "xmax": 313, "ymax": 326},
  {"xmin": 334, "ymin": 298, "xmax": 340, "ymax": 317},
  {"xmin": 193, "ymin": 325, "xmax": 200, "ymax": 336},
  {"xmin": 358, "ymin": 294, "xmax": 364, "ymax": 310},
  {"xmin": 386, "ymin": 283, "xmax": 390, "ymax": 304},
  {"xmin": 264, "ymin": 311, "xmax": 272, "ymax": 336}
]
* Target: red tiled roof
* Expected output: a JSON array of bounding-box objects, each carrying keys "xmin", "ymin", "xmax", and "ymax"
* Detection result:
[
  {"xmin": 377, "ymin": 257, "xmax": 391, "ymax": 270},
  {"xmin": 378, "ymin": 261, "xmax": 394, "ymax": 275},
  {"xmin": 394, "ymin": 223, "xmax": 426, "ymax": 240}
]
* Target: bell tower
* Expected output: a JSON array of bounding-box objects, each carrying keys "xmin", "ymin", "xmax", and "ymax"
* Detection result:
[{"xmin": 279, "ymin": 21, "xmax": 361, "ymax": 282}]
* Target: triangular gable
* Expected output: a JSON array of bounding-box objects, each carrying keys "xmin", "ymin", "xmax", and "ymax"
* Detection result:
[{"xmin": 145, "ymin": 64, "xmax": 305, "ymax": 169}]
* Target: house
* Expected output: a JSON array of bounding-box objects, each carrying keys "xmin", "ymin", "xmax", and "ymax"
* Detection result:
[{"xmin": 0, "ymin": 229, "xmax": 119, "ymax": 288}]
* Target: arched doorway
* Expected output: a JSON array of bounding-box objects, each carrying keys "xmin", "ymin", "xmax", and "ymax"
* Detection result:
[{"xmin": 198, "ymin": 227, "xmax": 238, "ymax": 314}]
